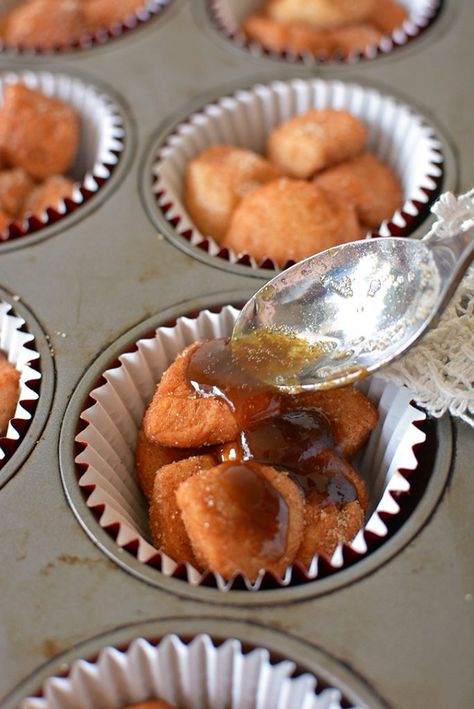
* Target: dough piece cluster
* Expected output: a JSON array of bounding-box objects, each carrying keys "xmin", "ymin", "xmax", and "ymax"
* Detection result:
[
  {"xmin": 183, "ymin": 108, "xmax": 403, "ymax": 266},
  {"xmin": 0, "ymin": 352, "xmax": 20, "ymax": 436},
  {"xmin": 135, "ymin": 339, "xmax": 379, "ymax": 582},
  {"xmin": 0, "ymin": 84, "xmax": 78, "ymax": 236}
]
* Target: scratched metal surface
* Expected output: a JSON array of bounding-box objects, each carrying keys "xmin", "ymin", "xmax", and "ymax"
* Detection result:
[{"xmin": 0, "ymin": 1, "xmax": 473, "ymax": 707}]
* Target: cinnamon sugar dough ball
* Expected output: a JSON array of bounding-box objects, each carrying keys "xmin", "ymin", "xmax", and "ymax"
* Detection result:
[
  {"xmin": 0, "ymin": 84, "xmax": 79, "ymax": 181},
  {"xmin": 83, "ymin": 0, "xmax": 145, "ymax": 29},
  {"xmin": 222, "ymin": 178, "xmax": 359, "ymax": 266},
  {"xmin": 314, "ymin": 152, "xmax": 403, "ymax": 228},
  {"xmin": 149, "ymin": 455, "xmax": 216, "ymax": 567},
  {"xmin": 370, "ymin": 0, "xmax": 408, "ymax": 34},
  {"xmin": 0, "ymin": 352, "xmax": 20, "ymax": 435},
  {"xmin": 184, "ymin": 145, "xmax": 281, "ymax": 242},
  {"xmin": 3, "ymin": 0, "xmax": 88, "ymax": 49},
  {"xmin": 241, "ymin": 12, "xmax": 332, "ymax": 56},
  {"xmin": 267, "ymin": 108, "xmax": 367, "ymax": 179},
  {"xmin": 176, "ymin": 461, "xmax": 305, "ymax": 581},
  {"xmin": 143, "ymin": 343, "xmax": 239, "ymax": 448},
  {"xmin": 328, "ymin": 22, "xmax": 382, "ymax": 57},
  {"xmin": 135, "ymin": 427, "xmax": 198, "ymax": 500},
  {"xmin": 22, "ymin": 175, "xmax": 76, "ymax": 218},
  {"xmin": 296, "ymin": 450, "xmax": 368, "ymax": 566},
  {"xmin": 0, "ymin": 168, "xmax": 33, "ymax": 218},
  {"xmin": 265, "ymin": 0, "xmax": 376, "ymax": 30}
]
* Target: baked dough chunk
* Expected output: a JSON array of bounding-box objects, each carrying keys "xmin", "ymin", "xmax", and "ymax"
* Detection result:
[
  {"xmin": 314, "ymin": 152, "xmax": 403, "ymax": 228},
  {"xmin": 184, "ymin": 145, "xmax": 281, "ymax": 242},
  {"xmin": 222, "ymin": 178, "xmax": 359, "ymax": 265},
  {"xmin": 329, "ymin": 22, "xmax": 382, "ymax": 56},
  {"xmin": 3, "ymin": 0, "xmax": 88, "ymax": 49},
  {"xmin": 22, "ymin": 175, "xmax": 76, "ymax": 218},
  {"xmin": 149, "ymin": 455, "xmax": 216, "ymax": 566},
  {"xmin": 267, "ymin": 108, "xmax": 367, "ymax": 178},
  {"xmin": 241, "ymin": 12, "xmax": 332, "ymax": 56},
  {"xmin": 0, "ymin": 168, "xmax": 33, "ymax": 218},
  {"xmin": 0, "ymin": 352, "xmax": 20, "ymax": 435},
  {"xmin": 0, "ymin": 209, "xmax": 11, "ymax": 236},
  {"xmin": 177, "ymin": 462, "xmax": 304, "ymax": 581},
  {"xmin": 0, "ymin": 85, "xmax": 79, "ymax": 180},
  {"xmin": 143, "ymin": 343, "xmax": 239, "ymax": 448},
  {"xmin": 296, "ymin": 449, "xmax": 368, "ymax": 566},
  {"xmin": 265, "ymin": 0, "xmax": 376, "ymax": 30},
  {"xmin": 370, "ymin": 0, "xmax": 408, "ymax": 34},
  {"xmin": 83, "ymin": 0, "xmax": 145, "ymax": 29}
]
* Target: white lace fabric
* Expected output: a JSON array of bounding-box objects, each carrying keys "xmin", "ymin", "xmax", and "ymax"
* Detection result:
[{"xmin": 380, "ymin": 189, "xmax": 474, "ymax": 427}]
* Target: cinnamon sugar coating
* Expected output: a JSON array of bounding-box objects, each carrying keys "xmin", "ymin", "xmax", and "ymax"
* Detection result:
[
  {"xmin": 2, "ymin": 0, "xmax": 88, "ymax": 49},
  {"xmin": 265, "ymin": 0, "xmax": 376, "ymax": 30},
  {"xmin": 22, "ymin": 175, "xmax": 76, "ymax": 218},
  {"xmin": 242, "ymin": 12, "xmax": 332, "ymax": 56}
]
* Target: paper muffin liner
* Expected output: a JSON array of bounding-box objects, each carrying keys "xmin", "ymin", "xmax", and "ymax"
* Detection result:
[
  {"xmin": 152, "ymin": 78, "xmax": 443, "ymax": 272},
  {"xmin": 74, "ymin": 305, "xmax": 426, "ymax": 592},
  {"xmin": 0, "ymin": 299, "xmax": 40, "ymax": 469},
  {"xmin": 21, "ymin": 633, "xmax": 357, "ymax": 709},
  {"xmin": 0, "ymin": 1, "xmax": 170, "ymax": 54},
  {"xmin": 0, "ymin": 70, "xmax": 125, "ymax": 244},
  {"xmin": 209, "ymin": 0, "xmax": 442, "ymax": 64}
]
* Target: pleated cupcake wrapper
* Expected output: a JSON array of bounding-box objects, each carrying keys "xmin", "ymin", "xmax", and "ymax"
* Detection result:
[
  {"xmin": 0, "ymin": 1, "xmax": 169, "ymax": 54},
  {"xmin": 75, "ymin": 306, "xmax": 426, "ymax": 592},
  {"xmin": 0, "ymin": 70, "xmax": 125, "ymax": 243},
  {"xmin": 209, "ymin": 0, "xmax": 442, "ymax": 64},
  {"xmin": 0, "ymin": 299, "xmax": 40, "ymax": 467},
  {"xmin": 22, "ymin": 634, "xmax": 356, "ymax": 709},
  {"xmin": 153, "ymin": 78, "xmax": 443, "ymax": 272}
]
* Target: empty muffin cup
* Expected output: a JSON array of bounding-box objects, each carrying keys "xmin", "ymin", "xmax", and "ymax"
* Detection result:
[
  {"xmin": 152, "ymin": 78, "xmax": 443, "ymax": 272},
  {"xmin": 0, "ymin": 1, "xmax": 170, "ymax": 54},
  {"xmin": 74, "ymin": 305, "xmax": 426, "ymax": 592},
  {"xmin": 0, "ymin": 299, "xmax": 40, "ymax": 471},
  {"xmin": 209, "ymin": 0, "xmax": 443, "ymax": 63},
  {"xmin": 0, "ymin": 70, "xmax": 125, "ymax": 244}
]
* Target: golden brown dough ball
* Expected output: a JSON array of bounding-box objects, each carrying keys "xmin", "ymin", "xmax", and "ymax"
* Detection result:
[
  {"xmin": 22, "ymin": 175, "xmax": 76, "ymax": 218},
  {"xmin": 184, "ymin": 145, "xmax": 281, "ymax": 242},
  {"xmin": 176, "ymin": 461, "xmax": 305, "ymax": 581},
  {"xmin": 143, "ymin": 343, "xmax": 239, "ymax": 448},
  {"xmin": 265, "ymin": 0, "xmax": 376, "ymax": 30},
  {"xmin": 0, "ymin": 168, "xmax": 33, "ymax": 218},
  {"xmin": 328, "ymin": 22, "xmax": 382, "ymax": 56},
  {"xmin": 370, "ymin": 0, "xmax": 408, "ymax": 34},
  {"xmin": 3, "ymin": 0, "xmax": 88, "ymax": 49},
  {"xmin": 222, "ymin": 178, "xmax": 359, "ymax": 266},
  {"xmin": 267, "ymin": 108, "xmax": 367, "ymax": 179},
  {"xmin": 149, "ymin": 455, "xmax": 216, "ymax": 567},
  {"xmin": 83, "ymin": 0, "xmax": 145, "ymax": 29},
  {"xmin": 0, "ymin": 84, "xmax": 79, "ymax": 181},
  {"xmin": 314, "ymin": 152, "xmax": 403, "ymax": 228},
  {"xmin": 0, "ymin": 352, "xmax": 20, "ymax": 435},
  {"xmin": 241, "ymin": 12, "xmax": 332, "ymax": 56},
  {"xmin": 296, "ymin": 450, "xmax": 368, "ymax": 566}
]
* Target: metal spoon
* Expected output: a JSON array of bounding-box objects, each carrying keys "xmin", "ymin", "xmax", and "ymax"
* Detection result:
[{"xmin": 232, "ymin": 226, "xmax": 474, "ymax": 392}]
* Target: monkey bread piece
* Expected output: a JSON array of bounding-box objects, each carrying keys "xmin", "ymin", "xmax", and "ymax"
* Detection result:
[
  {"xmin": 222, "ymin": 178, "xmax": 359, "ymax": 266},
  {"xmin": 285, "ymin": 386, "xmax": 379, "ymax": 459},
  {"xmin": 143, "ymin": 343, "xmax": 239, "ymax": 448},
  {"xmin": 83, "ymin": 0, "xmax": 146, "ymax": 29},
  {"xmin": 149, "ymin": 455, "xmax": 216, "ymax": 568},
  {"xmin": 241, "ymin": 12, "xmax": 332, "ymax": 56},
  {"xmin": 0, "ymin": 168, "xmax": 33, "ymax": 218},
  {"xmin": 328, "ymin": 22, "xmax": 382, "ymax": 57},
  {"xmin": 265, "ymin": 0, "xmax": 376, "ymax": 30},
  {"xmin": 0, "ymin": 352, "xmax": 20, "ymax": 435},
  {"xmin": 369, "ymin": 0, "xmax": 408, "ymax": 34},
  {"xmin": 176, "ymin": 461, "xmax": 305, "ymax": 582},
  {"xmin": 184, "ymin": 145, "xmax": 282, "ymax": 242},
  {"xmin": 3, "ymin": 0, "xmax": 88, "ymax": 49},
  {"xmin": 296, "ymin": 450, "xmax": 368, "ymax": 566},
  {"xmin": 314, "ymin": 152, "xmax": 403, "ymax": 228},
  {"xmin": 135, "ymin": 427, "xmax": 199, "ymax": 500},
  {"xmin": 0, "ymin": 209, "xmax": 11, "ymax": 236},
  {"xmin": 267, "ymin": 109, "xmax": 367, "ymax": 179},
  {"xmin": 22, "ymin": 175, "xmax": 76, "ymax": 219},
  {"xmin": 125, "ymin": 701, "xmax": 176, "ymax": 709},
  {"xmin": 0, "ymin": 85, "xmax": 80, "ymax": 181}
]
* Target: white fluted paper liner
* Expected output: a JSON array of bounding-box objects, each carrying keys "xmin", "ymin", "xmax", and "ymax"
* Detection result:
[
  {"xmin": 0, "ymin": 70, "xmax": 125, "ymax": 242},
  {"xmin": 0, "ymin": 1, "xmax": 170, "ymax": 53},
  {"xmin": 0, "ymin": 299, "xmax": 40, "ymax": 465},
  {"xmin": 21, "ymin": 634, "xmax": 359, "ymax": 709},
  {"xmin": 153, "ymin": 78, "xmax": 443, "ymax": 271},
  {"xmin": 210, "ymin": 0, "xmax": 442, "ymax": 63},
  {"xmin": 75, "ymin": 306, "xmax": 426, "ymax": 591}
]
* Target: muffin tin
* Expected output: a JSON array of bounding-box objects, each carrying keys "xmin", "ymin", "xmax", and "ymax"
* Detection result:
[{"xmin": 0, "ymin": 0, "xmax": 473, "ymax": 707}]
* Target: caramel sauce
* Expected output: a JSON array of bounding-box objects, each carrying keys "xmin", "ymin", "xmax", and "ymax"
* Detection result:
[
  {"xmin": 218, "ymin": 461, "xmax": 288, "ymax": 560},
  {"xmin": 187, "ymin": 337, "xmax": 357, "ymax": 512}
]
